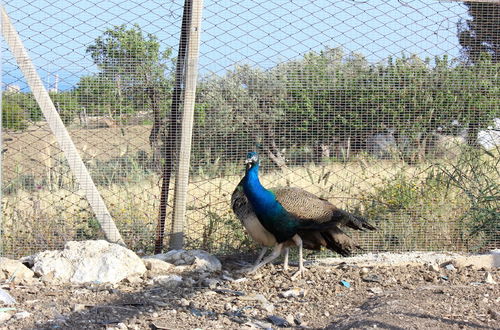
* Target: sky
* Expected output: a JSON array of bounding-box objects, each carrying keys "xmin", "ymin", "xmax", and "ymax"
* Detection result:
[{"xmin": 2, "ymin": 0, "xmax": 469, "ymax": 91}]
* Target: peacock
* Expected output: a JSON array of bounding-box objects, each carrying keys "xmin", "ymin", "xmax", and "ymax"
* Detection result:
[{"xmin": 232, "ymin": 151, "xmax": 376, "ymax": 279}]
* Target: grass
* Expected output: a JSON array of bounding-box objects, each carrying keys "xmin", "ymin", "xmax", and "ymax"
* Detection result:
[{"xmin": 2, "ymin": 142, "xmax": 499, "ymax": 258}]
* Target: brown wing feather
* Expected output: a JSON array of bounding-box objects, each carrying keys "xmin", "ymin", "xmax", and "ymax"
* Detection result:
[{"xmin": 272, "ymin": 187, "xmax": 337, "ymax": 223}]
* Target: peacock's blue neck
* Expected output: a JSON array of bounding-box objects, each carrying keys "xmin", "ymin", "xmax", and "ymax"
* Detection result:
[
  {"xmin": 243, "ymin": 164, "xmax": 286, "ymax": 219},
  {"xmin": 243, "ymin": 163, "xmax": 282, "ymax": 216},
  {"xmin": 242, "ymin": 162, "xmax": 299, "ymax": 243}
]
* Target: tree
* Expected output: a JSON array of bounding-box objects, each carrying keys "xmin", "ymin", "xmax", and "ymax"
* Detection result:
[
  {"xmin": 85, "ymin": 24, "xmax": 173, "ymax": 115},
  {"xmin": 458, "ymin": 2, "xmax": 499, "ymax": 64}
]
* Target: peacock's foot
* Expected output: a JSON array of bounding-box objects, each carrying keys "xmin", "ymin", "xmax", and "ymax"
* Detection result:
[{"xmin": 290, "ymin": 266, "xmax": 307, "ymax": 281}]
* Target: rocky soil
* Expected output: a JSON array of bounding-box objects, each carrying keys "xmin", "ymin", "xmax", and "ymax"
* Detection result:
[{"xmin": 1, "ymin": 249, "xmax": 499, "ymax": 330}]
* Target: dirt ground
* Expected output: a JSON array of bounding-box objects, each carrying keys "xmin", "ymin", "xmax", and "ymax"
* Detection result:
[{"xmin": 1, "ymin": 255, "xmax": 499, "ymax": 330}]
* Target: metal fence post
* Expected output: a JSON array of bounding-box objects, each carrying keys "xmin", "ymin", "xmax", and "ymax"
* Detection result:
[{"xmin": 169, "ymin": 0, "xmax": 204, "ymax": 250}]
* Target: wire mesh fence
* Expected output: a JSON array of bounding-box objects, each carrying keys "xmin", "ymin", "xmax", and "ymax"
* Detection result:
[{"xmin": 1, "ymin": 0, "xmax": 499, "ymax": 259}]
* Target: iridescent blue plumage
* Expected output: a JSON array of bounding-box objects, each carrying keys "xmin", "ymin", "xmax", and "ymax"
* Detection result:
[
  {"xmin": 236, "ymin": 151, "xmax": 376, "ymax": 278},
  {"xmin": 242, "ymin": 154, "xmax": 300, "ymax": 243}
]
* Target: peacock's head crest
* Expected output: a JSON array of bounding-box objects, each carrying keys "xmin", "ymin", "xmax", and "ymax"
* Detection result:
[{"xmin": 245, "ymin": 151, "xmax": 259, "ymax": 170}]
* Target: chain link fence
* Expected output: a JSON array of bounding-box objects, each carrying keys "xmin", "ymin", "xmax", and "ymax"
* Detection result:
[{"xmin": 1, "ymin": 0, "xmax": 499, "ymax": 259}]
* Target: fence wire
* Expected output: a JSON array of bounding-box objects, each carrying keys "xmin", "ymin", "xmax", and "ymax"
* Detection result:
[{"xmin": 1, "ymin": 0, "xmax": 499, "ymax": 259}]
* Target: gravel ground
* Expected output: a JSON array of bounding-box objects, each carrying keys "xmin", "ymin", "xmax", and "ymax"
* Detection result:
[{"xmin": 1, "ymin": 253, "xmax": 499, "ymax": 330}]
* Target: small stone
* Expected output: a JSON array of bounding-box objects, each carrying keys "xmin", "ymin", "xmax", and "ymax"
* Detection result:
[
  {"xmin": 0, "ymin": 311, "xmax": 13, "ymax": 323},
  {"xmin": 360, "ymin": 267, "xmax": 370, "ymax": 275},
  {"xmin": 0, "ymin": 288, "xmax": 16, "ymax": 305},
  {"xmin": 444, "ymin": 263, "xmax": 456, "ymax": 271},
  {"xmin": 261, "ymin": 302, "xmax": 275, "ymax": 313},
  {"xmin": 13, "ymin": 311, "xmax": 31, "ymax": 320},
  {"xmin": 142, "ymin": 258, "xmax": 173, "ymax": 276},
  {"xmin": 115, "ymin": 323, "xmax": 127, "ymax": 330},
  {"xmin": 238, "ymin": 293, "xmax": 268, "ymax": 304},
  {"xmin": 428, "ymin": 264, "xmax": 440, "ymax": 272},
  {"xmin": 0, "ymin": 257, "xmax": 35, "ymax": 283},
  {"xmin": 73, "ymin": 304, "xmax": 86, "ymax": 312},
  {"xmin": 369, "ymin": 287, "xmax": 383, "ymax": 294},
  {"xmin": 152, "ymin": 275, "xmax": 183, "ymax": 288},
  {"xmin": 280, "ymin": 288, "xmax": 307, "ymax": 298},
  {"xmin": 324, "ymin": 311, "xmax": 330, "ymax": 317},
  {"xmin": 423, "ymin": 273, "xmax": 435, "ymax": 282},
  {"xmin": 234, "ymin": 277, "xmax": 248, "ymax": 283},
  {"xmin": 224, "ymin": 302, "xmax": 234, "ymax": 311},
  {"xmin": 488, "ymin": 309, "xmax": 500, "ymax": 320},
  {"xmin": 183, "ymin": 277, "xmax": 196, "ymax": 287},
  {"xmin": 252, "ymin": 273, "xmax": 263, "ymax": 280},
  {"xmin": 362, "ymin": 274, "xmax": 381, "ymax": 283},
  {"xmin": 294, "ymin": 313, "xmax": 304, "ymax": 325},
  {"xmin": 221, "ymin": 274, "xmax": 235, "ymax": 281},
  {"xmin": 123, "ymin": 275, "xmax": 143, "ymax": 284},
  {"xmin": 267, "ymin": 315, "xmax": 290, "ymax": 327},
  {"xmin": 285, "ymin": 314, "xmax": 295, "ymax": 325},
  {"xmin": 202, "ymin": 278, "xmax": 220, "ymax": 289},
  {"xmin": 179, "ymin": 298, "xmax": 190, "ymax": 307},
  {"xmin": 244, "ymin": 320, "xmax": 273, "ymax": 329},
  {"xmin": 484, "ymin": 272, "xmax": 496, "ymax": 284}
]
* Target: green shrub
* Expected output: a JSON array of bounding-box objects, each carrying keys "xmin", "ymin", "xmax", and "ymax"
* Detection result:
[
  {"xmin": 430, "ymin": 148, "xmax": 500, "ymax": 251},
  {"xmin": 355, "ymin": 170, "xmax": 468, "ymax": 251},
  {"xmin": 2, "ymin": 98, "xmax": 28, "ymax": 130}
]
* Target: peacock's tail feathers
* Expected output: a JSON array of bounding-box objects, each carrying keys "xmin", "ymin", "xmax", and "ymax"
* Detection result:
[
  {"xmin": 298, "ymin": 227, "xmax": 360, "ymax": 257},
  {"xmin": 335, "ymin": 210, "xmax": 377, "ymax": 231}
]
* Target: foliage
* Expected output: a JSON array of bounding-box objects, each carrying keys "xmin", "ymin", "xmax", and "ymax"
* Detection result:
[
  {"xmin": 430, "ymin": 147, "xmax": 500, "ymax": 251},
  {"xmin": 85, "ymin": 24, "xmax": 174, "ymax": 115},
  {"xmin": 50, "ymin": 91, "xmax": 81, "ymax": 124},
  {"xmin": 458, "ymin": 3, "xmax": 499, "ymax": 64},
  {"xmin": 86, "ymin": 152, "xmax": 153, "ymax": 186},
  {"xmin": 2, "ymin": 97, "xmax": 29, "ymax": 130},
  {"xmin": 355, "ymin": 169, "xmax": 470, "ymax": 251},
  {"xmin": 195, "ymin": 47, "xmax": 499, "ymax": 169}
]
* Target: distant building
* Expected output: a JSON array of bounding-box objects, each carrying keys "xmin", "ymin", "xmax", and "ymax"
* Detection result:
[
  {"xmin": 5, "ymin": 84, "xmax": 21, "ymax": 93},
  {"xmin": 48, "ymin": 74, "xmax": 59, "ymax": 93}
]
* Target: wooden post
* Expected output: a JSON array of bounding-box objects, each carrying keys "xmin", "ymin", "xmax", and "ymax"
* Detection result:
[
  {"xmin": 169, "ymin": 0, "xmax": 204, "ymax": 250},
  {"xmin": 0, "ymin": 5, "xmax": 125, "ymax": 246}
]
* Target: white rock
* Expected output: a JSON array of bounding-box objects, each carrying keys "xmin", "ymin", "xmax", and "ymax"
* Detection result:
[
  {"xmin": 484, "ymin": 272, "xmax": 497, "ymax": 284},
  {"xmin": 142, "ymin": 258, "xmax": 173, "ymax": 277},
  {"xmin": 360, "ymin": 267, "xmax": 370, "ymax": 275},
  {"xmin": 280, "ymin": 288, "xmax": 307, "ymax": 298},
  {"xmin": 190, "ymin": 250, "xmax": 221, "ymax": 272},
  {"xmin": 0, "ymin": 257, "xmax": 35, "ymax": 283},
  {"xmin": 261, "ymin": 302, "xmax": 275, "ymax": 313},
  {"xmin": 0, "ymin": 311, "xmax": 13, "ymax": 323},
  {"xmin": 13, "ymin": 311, "xmax": 31, "ymax": 320},
  {"xmin": 179, "ymin": 298, "xmax": 190, "ymax": 307},
  {"xmin": 152, "ymin": 275, "xmax": 183, "ymax": 288},
  {"xmin": 0, "ymin": 288, "xmax": 16, "ymax": 305},
  {"xmin": 148, "ymin": 250, "xmax": 221, "ymax": 272},
  {"xmin": 123, "ymin": 275, "xmax": 143, "ymax": 284},
  {"xmin": 369, "ymin": 287, "xmax": 384, "ymax": 294},
  {"xmin": 428, "ymin": 264, "xmax": 440, "ymax": 272},
  {"xmin": 32, "ymin": 240, "xmax": 146, "ymax": 284},
  {"xmin": 73, "ymin": 304, "xmax": 86, "ymax": 312}
]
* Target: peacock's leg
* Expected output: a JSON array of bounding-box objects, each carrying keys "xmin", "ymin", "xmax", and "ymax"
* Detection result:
[
  {"xmin": 282, "ymin": 247, "xmax": 290, "ymax": 271},
  {"xmin": 253, "ymin": 247, "xmax": 268, "ymax": 266},
  {"xmin": 290, "ymin": 234, "xmax": 305, "ymax": 280},
  {"xmin": 247, "ymin": 243, "xmax": 283, "ymax": 274}
]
